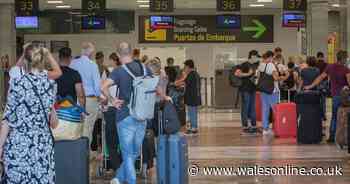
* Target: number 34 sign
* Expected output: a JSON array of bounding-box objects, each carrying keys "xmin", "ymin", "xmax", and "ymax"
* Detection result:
[{"xmin": 82, "ymin": 0, "xmax": 106, "ymax": 15}]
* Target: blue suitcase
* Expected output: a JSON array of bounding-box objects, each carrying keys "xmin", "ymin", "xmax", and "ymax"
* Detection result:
[
  {"xmin": 168, "ymin": 133, "xmax": 189, "ymax": 184},
  {"xmin": 157, "ymin": 134, "xmax": 168, "ymax": 184},
  {"xmin": 156, "ymin": 109, "xmax": 189, "ymax": 184}
]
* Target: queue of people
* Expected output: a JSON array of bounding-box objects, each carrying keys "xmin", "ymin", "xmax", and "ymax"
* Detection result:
[
  {"xmin": 0, "ymin": 41, "xmax": 201, "ymax": 184},
  {"xmin": 235, "ymin": 47, "xmax": 350, "ymax": 145}
]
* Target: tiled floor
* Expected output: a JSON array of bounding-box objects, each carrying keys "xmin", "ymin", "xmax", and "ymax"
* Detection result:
[{"xmin": 92, "ymin": 110, "xmax": 350, "ymax": 184}]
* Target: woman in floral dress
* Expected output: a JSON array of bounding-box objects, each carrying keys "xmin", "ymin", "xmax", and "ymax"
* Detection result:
[{"xmin": 0, "ymin": 47, "xmax": 61, "ymax": 184}]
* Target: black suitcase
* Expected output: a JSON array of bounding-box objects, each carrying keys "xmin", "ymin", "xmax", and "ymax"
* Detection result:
[
  {"xmin": 296, "ymin": 92, "xmax": 322, "ymax": 144},
  {"xmin": 54, "ymin": 137, "xmax": 89, "ymax": 184}
]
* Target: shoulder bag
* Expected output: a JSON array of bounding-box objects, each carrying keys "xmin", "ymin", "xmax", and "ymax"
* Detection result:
[{"xmin": 257, "ymin": 63, "xmax": 275, "ymax": 94}]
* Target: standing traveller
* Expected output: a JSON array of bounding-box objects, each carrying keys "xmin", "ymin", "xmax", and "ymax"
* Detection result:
[
  {"xmin": 9, "ymin": 42, "xmax": 62, "ymax": 82},
  {"xmin": 175, "ymin": 59, "xmax": 201, "ymax": 135},
  {"xmin": 101, "ymin": 42, "xmax": 153, "ymax": 184},
  {"xmin": 96, "ymin": 51, "xmax": 106, "ymax": 76},
  {"xmin": 257, "ymin": 51, "xmax": 289, "ymax": 136},
  {"xmin": 305, "ymin": 50, "xmax": 350, "ymax": 143},
  {"xmin": 316, "ymin": 51, "xmax": 329, "ymax": 120},
  {"xmin": 100, "ymin": 53, "xmax": 122, "ymax": 173},
  {"xmin": 55, "ymin": 47, "xmax": 85, "ymax": 107},
  {"xmin": 0, "ymin": 47, "xmax": 59, "ymax": 184},
  {"xmin": 70, "ymin": 42, "xmax": 101, "ymax": 148},
  {"xmin": 299, "ymin": 56, "xmax": 320, "ymax": 90},
  {"xmin": 235, "ymin": 60, "xmax": 257, "ymax": 135}
]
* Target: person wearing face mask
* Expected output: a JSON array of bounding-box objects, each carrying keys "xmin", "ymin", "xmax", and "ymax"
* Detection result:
[{"xmin": 248, "ymin": 50, "xmax": 260, "ymax": 71}]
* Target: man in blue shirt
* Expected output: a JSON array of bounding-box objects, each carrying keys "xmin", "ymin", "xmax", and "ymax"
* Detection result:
[
  {"xmin": 70, "ymin": 42, "xmax": 101, "ymax": 147},
  {"xmin": 101, "ymin": 42, "xmax": 152, "ymax": 184}
]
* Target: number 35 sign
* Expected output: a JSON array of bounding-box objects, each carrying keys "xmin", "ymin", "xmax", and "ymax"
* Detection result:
[{"xmin": 150, "ymin": 0, "xmax": 174, "ymax": 12}]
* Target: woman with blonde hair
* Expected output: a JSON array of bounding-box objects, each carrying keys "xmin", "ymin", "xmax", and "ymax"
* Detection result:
[{"xmin": 0, "ymin": 47, "xmax": 59, "ymax": 184}]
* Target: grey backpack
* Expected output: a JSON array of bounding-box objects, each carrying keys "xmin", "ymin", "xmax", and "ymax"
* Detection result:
[{"xmin": 122, "ymin": 64, "xmax": 160, "ymax": 121}]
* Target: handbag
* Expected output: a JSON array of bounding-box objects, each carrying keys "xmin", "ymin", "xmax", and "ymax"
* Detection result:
[
  {"xmin": 52, "ymin": 96, "xmax": 85, "ymax": 140},
  {"xmin": 257, "ymin": 63, "xmax": 275, "ymax": 94},
  {"xmin": 53, "ymin": 106, "xmax": 84, "ymax": 140}
]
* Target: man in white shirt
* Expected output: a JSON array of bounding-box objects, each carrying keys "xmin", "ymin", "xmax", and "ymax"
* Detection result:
[{"xmin": 70, "ymin": 42, "xmax": 101, "ymax": 148}]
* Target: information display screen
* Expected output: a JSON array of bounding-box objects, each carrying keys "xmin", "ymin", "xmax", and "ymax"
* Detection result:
[
  {"xmin": 282, "ymin": 13, "xmax": 305, "ymax": 27},
  {"xmin": 15, "ymin": 16, "xmax": 39, "ymax": 29},
  {"xmin": 217, "ymin": 15, "xmax": 241, "ymax": 29},
  {"xmin": 81, "ymin": 16, "xmax": 106, "ymax": 30},
  {"xmin": 150, "ymin": 16, "xmax": 174, "ymax": 29}
]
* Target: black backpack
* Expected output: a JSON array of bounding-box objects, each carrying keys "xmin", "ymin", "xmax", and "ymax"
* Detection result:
[
  {"xmin": 229, "ymin": 65, "xmax": 242, "ymax": 88},
  {"xmin": 282, "ymin": 70, "xmax": 295, "ymax": 90}
]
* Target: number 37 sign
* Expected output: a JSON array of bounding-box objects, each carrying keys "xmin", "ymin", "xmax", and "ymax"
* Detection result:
[{"xmin": 283, "ymin": 0, "xmax": 307, "ymax": 11}]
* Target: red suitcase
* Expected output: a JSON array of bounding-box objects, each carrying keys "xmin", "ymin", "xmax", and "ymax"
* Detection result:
[
  {"xmin": 272, "ymin": 102, "xmax": 297, "ymax": 138},
  {"xmin": 255, "ymin": 92, "xmax": 262, "ymax": 122}
]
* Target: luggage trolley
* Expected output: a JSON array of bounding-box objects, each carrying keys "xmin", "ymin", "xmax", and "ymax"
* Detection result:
[
  {"xmin": 96, "ymin": 107, "xmax": 144, "ymax": 177},
  {"xmin": 97, "ymin": 107, "xmax": 109, "ymax": 177}
]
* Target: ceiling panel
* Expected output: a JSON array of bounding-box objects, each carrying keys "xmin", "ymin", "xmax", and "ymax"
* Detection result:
[{"xmin": 40, "ymin": 0, "xmax": 335, "ymax": 10}]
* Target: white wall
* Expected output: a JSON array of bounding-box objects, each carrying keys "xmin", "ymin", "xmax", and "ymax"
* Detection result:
[{"xmin": 24, "ymin": 8, "xmax": 299, "ymax": 78}]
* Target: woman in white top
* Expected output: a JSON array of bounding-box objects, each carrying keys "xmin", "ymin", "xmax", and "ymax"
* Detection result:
[{"xmin": 257, "ymin": 51, "xmax": 289, "ymax": 136}]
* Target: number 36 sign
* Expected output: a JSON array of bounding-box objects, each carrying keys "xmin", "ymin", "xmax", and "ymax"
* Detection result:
[{"xmin": 217, "ymin": 0, "xmax": 241, "ymax": 12}]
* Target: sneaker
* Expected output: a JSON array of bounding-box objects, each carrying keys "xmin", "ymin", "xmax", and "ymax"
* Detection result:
[
  {"xmin": 263, "ymin": 129, "xmax": 274, "ymax": 136},
  {"xmin": 110, "ymin": 178, "xmax": 121, "ymax": 184},
  {"xmin": 262, "ymin": 129, "xmax": 270, "ymax": 136},
  {"xmin": 240, "ymin": 127, "xmax": 250, "ymax": 136},
  {"xmin": 327, "ymin": 137, "xmax": 335, "ymax": 144},
  {"xmin": 191, "ymin": 129, "xmax": 199, "ymax": 135},
  {"xmin": 185, "ymin": 129, "xmax": 193, "ymax": 135},
  {"xmin": 248, "ymin": 127, "xmax": 258, "ymax": 134}
]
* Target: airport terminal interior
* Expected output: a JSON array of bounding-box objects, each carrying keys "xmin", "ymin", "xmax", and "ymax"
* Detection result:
[{"xmin": 0, "ymin": 0, "xmax": 350, "ymax": 184}]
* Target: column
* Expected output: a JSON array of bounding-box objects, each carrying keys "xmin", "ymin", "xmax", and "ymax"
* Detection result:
[
  {"xmin": 0, "ymin": 0, "xmax": 15, "ymax": 108},
  {"xmin": 339, "ymin": 0, "xmax": 347, "ymax": 50},
  {"xmin": 307, "ymin": 0, "xmax": 329, "ymax": 56},
  {"xmin": 346, "ymin": 0, "xmax": 350, "ymax": 53}
]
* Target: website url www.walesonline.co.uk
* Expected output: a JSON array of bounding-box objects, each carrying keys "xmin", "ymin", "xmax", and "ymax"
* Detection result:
[{"xmin": 188, "ymin": 164, "xmax": 343, "ymax": 177}]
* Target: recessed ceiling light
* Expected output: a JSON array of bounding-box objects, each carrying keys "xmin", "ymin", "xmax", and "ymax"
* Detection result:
[
  {"xmin": 332, "ymin": 4, "xmax": 340, "ymax": 7},
  {"xmin": 56, "ymin": 5, "xmax": 71, "ymax": 9},
  {"xmin": 47, "ymin": 0, "xmax": 63, "ymax": 4},
  {"xmin": 137, "ymin": 0, "xmax": 150, "ymax": 3},
  {"xmin": 249, "ymin": 4, "xmax": 265, "ymax": 7},
  {"xmin": 139, "ymin": 4, "xmax": 150, "ymax": 8},
  {"xmin": 257, "ymin": 0, "xmax": 272, "ymax": 2}
]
